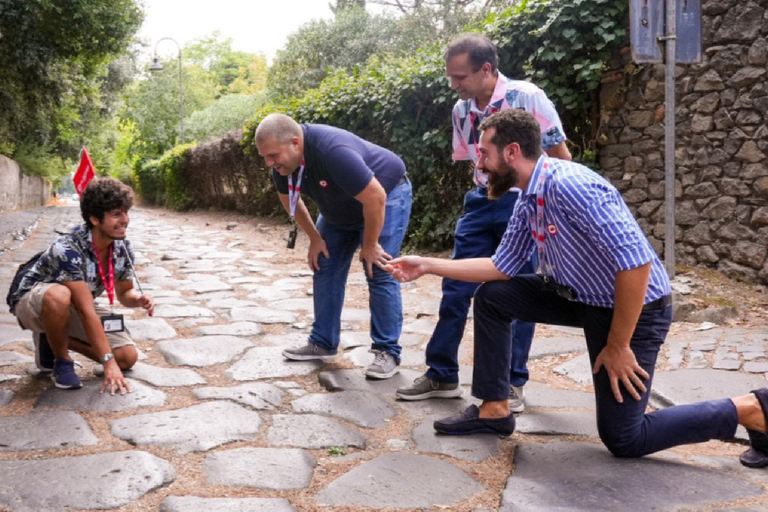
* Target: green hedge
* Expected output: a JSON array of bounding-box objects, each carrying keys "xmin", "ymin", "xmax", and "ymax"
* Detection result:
[{"xmin": 138, "ymin": 0, "xmax": 627, "ymax": 249}]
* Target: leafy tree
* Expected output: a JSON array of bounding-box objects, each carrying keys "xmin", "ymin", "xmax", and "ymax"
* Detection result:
[
  {"xmin": 184, "ymin": 32, "xmax": 269, "ymax": 95},
  {"xmin": 185, "ymin": 94, "xmax": 265, "ymax": 143}
]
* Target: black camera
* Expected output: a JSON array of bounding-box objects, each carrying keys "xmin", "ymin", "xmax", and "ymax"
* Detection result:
[
  {"xmin": 541, "ymin": 275, "xmax": 577, "ymax": 301},
  {"xmin": 287, "ymin": 226, "xmax": 298, "ymax": 249}
]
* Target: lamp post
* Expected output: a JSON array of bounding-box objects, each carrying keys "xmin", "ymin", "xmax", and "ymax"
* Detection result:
[{"xmin": 150, "ymin": 37, "xmax": 185, "ymax": 144}]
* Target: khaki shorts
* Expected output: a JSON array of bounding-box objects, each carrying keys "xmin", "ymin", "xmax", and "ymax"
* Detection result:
[{"xmin": 15, "ymin": 283, "xmax": 135, "ymax": 350}]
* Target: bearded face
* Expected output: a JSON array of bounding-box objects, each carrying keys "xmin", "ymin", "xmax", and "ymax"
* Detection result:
[{"xmin": 485, "ymin": 160, "xmax": 518, "ymax": 200}]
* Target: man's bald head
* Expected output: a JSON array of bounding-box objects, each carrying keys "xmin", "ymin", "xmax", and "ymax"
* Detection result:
[{"xmin": 255, "ymin": 113, "xmax": 302, "ymax": 146}]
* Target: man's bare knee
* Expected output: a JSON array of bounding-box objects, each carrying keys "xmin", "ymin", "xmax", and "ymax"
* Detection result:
[
  {"xmin": 42, "ymin": 285, "xmax": 72, "ymax": 315},
  {"xmin": 114, "ymin": 345, "xmax": 138, "ymax": 370}
]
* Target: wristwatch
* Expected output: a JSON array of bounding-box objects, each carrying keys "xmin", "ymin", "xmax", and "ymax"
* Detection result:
[{"xmin": 101, "ymin": 353, "xmax": 115, "ymax": 364}]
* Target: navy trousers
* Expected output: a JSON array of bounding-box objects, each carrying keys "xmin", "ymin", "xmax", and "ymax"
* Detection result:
[
  {"xmin": 425, "ymin": 187, "xmax": 536, "ymax": 385},
  {"xmin": 472, "ymin": 275, "xmax": 739, "ymax": 457}
]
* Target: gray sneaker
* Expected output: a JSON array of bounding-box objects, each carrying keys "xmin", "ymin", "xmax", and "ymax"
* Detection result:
[
  {"xmin": 509, "ymin": 385, "xmax": 525, "ymax": 413},
  {"xmin": 364, "ymin": 349, "xmax": 399, "ymax": 379},
  {"xmin": 282, "ymin": 342, "xmax": 337, "ymax": 361},
  {"xmin": 396, "ymin": 374, "xmax": 463, "ymax": 400}
]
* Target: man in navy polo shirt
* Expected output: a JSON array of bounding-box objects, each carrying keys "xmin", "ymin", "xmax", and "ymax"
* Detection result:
[
  {"xmin": 386, "ymin": 109, "xmax": 768, "ymax": 462},
  {"xmin": 255, "ymin": 113, "xmax": 412, "ymax": 379}
]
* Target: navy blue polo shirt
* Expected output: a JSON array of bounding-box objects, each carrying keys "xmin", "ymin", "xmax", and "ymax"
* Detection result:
[{"xmin": 272, "ymin": 124, "xmax": 405, "ymax": 228}]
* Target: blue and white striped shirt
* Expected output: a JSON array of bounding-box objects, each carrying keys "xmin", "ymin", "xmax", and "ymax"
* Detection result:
[{"xmin": 492, "ymin": 156, "xmax": 671, "ymax": 308}]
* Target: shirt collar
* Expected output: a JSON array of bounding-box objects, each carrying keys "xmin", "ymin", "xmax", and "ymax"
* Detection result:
[
  {"xmin": 522, "ymin": 155, "xmax": 549, "ymax": 198},
  {"xmin": 468, "ymin": 72, "xmax": 509, "ymax": 115}
]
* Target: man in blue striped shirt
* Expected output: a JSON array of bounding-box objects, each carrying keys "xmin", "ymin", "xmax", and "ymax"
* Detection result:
[{"xmin": 387, "ymin": 109, "xmax": 768, "ymax": 460}]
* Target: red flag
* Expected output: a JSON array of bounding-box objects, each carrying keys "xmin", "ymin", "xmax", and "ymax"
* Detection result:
[{"xmin": 73, "ymin": 148, "xmax": 96, "ymax": 195}]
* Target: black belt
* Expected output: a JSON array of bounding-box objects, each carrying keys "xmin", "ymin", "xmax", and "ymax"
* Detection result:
[{"xmin": 642, "ymin": 294, "xmax": 672, "ymax": 311}]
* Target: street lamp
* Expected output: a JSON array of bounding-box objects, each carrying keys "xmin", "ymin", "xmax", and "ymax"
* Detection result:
[{"xmin": 150, "ymin": 37, "xmax": 185, "ymax": 144}]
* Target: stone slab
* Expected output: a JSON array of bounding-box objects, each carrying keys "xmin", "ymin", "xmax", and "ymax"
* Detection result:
[
  {"xmin": 344, "ymin": 345, "xmax": 422, "ymax": 368},
  {"xmin": 413, "ymin": 415, "xmax": 500, "ymax": 462},
  {"xmin": 515, "ymin": 410, "xmax": 599, "ymax": 437},
  {"xmin": 0, "ymin": 450, "xmax": 175, "ymax": 512},
  {"xmin": 246, "ymin": 287, "xmax": 294, "ymax": 301},
  {"xmin": 318, "ymin": 368, "xmax": 423, "ymax": 394},
  {"xmin": 0, "ymin": 324, "xmax": 27, "ymax": 347},
  {"xmin": 160, "ymin": 497, "xmax": 298, "ymax": 512},
  {"xmin": 0, "ymin": 350, "xmax": 33, "ymax": 366},
  {"xmin": 553, "ymin": 352, "xmax": 594, "ymax": 385},
  {"xmin": 291, "ymin": 390, "xmax": 396, "ymax": 428},
  {"xmin": 34, "ymin": 379, "xmax": 167, "ymax": 412},
  {"xmin": 499, "ymin": 441, "xmax": 764, "ymax": 512},
  {"xmin": 651, "ymin": 369, "xmax": 768, "ymax": 408},
  {"xmin": 402, "ymin": 317, "xmax": 437, "ymax": 335},
  {"xmin": 529, "ymin": 336, "xmax": 586, "ymax": 359},
  {"xmin": 193, "ymin": 382, "xmax": 284, "ymax": 410},
  {"xmin": 204, "ymin": 447, "xmax": 315, "ymax": 490},
  {"xmin": 153, "ymin": 305, "xmax": 216, "ymax": 318},
  {"xmin": 126, "ymin": 362, "xmax": 206, "ymax": 387},
  {"xmin": 226, "ymin": 347, "xmax": 322, "ymax": 381},
  {"xmin": 156, "ymin": 336, "xmax": 253, "ymax": 367},
  {"xmin": 316, "ymin": 453, "xmax": 484, "ymax": 508},
  {"xmin": 125, "ymin": 317, "xmax": 177, "ymax": 341},
  {"xmin": 0, "ymin": 411, "xmax": 98, "ymax": 451},
  {"xmin": 0, "ymin": 373, "xmax": 21, "ymax": 383},
  {"xmin": 110, "ymin": 401, "xmax": 261, "ymax": 453},
  {"xmin": 194, "ymin": 322, "xmax": 264, "ymax": 336},
  {"xmin": 270, "ymin": 298, "xmax": 314, "ymax": 311},
  {"xmin": 178, "ymin": 281, "xmax": 234, "ymax": 293},
  {"xmin": 267, "ymin": 414, "xmax": 366, "ymax": 449},
  {"xmin": 524, "ymin": 381, "xmax": 596, "ymax": 409},
  {"xmin": 0, "ymin": 389, "xmax": 12, "ymax": 407},
  {"xmin": 230, "ymin": 306, "xmax": 296, "ymax": 324},
  {"xmin": 206, "ymin": 297, "xmax": 259, "ymax": 309}
]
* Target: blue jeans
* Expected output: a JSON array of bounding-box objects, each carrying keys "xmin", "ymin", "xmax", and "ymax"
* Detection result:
[
  {"xmin": 425, "ymin": 187, "xmax": 536, "ymax": 385},
  {"xmin": 472, "ymin": 275, "xmax": 738, "ymax": 457},
  {"xmin": 309, "ymin": 179, "xmax": 412, "ymax": 361}
]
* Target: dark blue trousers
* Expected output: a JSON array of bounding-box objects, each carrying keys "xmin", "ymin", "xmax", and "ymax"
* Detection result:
[
  {"xmin": 473, "ymin": 275, "xmax": 739, "ymax": 457},
  {"xmin": 425, "ymin": 187, "xmax": 536, "ymax": 385}
]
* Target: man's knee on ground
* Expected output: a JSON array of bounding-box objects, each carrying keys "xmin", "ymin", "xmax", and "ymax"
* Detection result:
[
  {"xmin": 114, "ymin": 345, "xmax": 138, "ymax": 370},
  {"xmin": 42, "ymin": 284, "xmax": 72, "ymax": 314},
  {"xmin": 600, "ymin": 430, "xmax": 646, "ymax": 459},
  {"xmin": 473, "ymin": 281, "xmax": 511, "ymax": 316}
]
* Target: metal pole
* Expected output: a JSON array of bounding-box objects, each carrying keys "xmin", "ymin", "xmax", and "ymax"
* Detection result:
[{"xmin": 662, "ymin": 0, "xmax": 677, "ymax": 279}]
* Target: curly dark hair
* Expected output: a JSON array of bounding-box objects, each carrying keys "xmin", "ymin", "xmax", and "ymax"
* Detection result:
[
  {"xmin": 80, "ymin": 177, "xmax": 135, "ymax": 228},
  {"xmin": 478, "ymin": 109, "xmax": 543, "ymax": 160}
]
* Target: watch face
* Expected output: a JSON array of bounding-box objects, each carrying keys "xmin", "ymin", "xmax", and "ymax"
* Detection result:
[{"xmin": 102, "ymin": 354, "xmax": 114, "ymax": 363}]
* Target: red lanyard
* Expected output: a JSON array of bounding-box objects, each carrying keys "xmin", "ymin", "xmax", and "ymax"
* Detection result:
[
  {"xmin": 93, "ymin": 242, "xmax": 115, "ymax": 306},
  {"xmin": 529, "ymin": 160, "xmax": 550, "ymax": 275},
  {"xmin": 287, "ymin": 160, "xmax": 306, "ymax": 219}
]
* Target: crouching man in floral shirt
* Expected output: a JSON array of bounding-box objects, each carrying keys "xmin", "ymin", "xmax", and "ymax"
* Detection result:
[{"xmin": 8, "ymin": 178, "xmax": 153, "ymax": 395}]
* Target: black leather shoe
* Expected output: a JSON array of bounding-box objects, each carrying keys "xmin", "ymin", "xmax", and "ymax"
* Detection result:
[
  {"xmin": 741, "ymin": 388, "xmax": 768, "ymax": 468},
  {"xmin": 433, "ymin": 404, "xmax": 515, "ymax": 437}
]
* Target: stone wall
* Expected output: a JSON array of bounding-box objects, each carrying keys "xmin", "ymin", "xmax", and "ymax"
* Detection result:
[
  {"xmin": 598, "ymin": 0, "xmax": 768, "ymax": 284},
  {"xmin": 0, "ymin": 155, "xmax": 50, "ymax": 213}
]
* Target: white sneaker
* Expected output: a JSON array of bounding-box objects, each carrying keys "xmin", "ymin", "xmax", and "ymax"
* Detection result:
[
  {"xmin": 364, "ymin": 349, "xmax": 399, "ymax": 379},
  {"xmin": 509, "ymin": 385, "xmax": 525, "ymax": 413}
]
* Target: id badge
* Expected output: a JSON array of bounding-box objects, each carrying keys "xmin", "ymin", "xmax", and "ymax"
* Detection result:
[{"xmin": 101, "ymin": 314, "xmax": 125, "ymax": 333}]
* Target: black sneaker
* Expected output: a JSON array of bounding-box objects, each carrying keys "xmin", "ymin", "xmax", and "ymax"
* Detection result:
[
  {"xmin": 282, "ymin": 342, "xmax": 337, "ymax": 361},
  {"xmin": 33, "ymin": 332, "xmax": 55, "ymax": 372},
  {"xmin": 51, "ymin": 359, "xmax": 82, "ymax": 390}
]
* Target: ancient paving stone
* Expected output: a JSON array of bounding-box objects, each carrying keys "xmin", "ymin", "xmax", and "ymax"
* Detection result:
[
  {"xmin": 515, "ymin": 410, "xmax": 599, "ymax": 437},
  {"xmin": 692, "ymin": 339, "xmax": 718, "ymax": 351},
  {"xmin": 245, "ymin": 288, "xmax": 293, "ymax": 302},
  {"xmin": 271, "ymin": 298, "xmax": 314, "ymax": 311},
  {"xmin": 529, "ymin": 336, "xmax": 586, "ymax": 359},
  {"xmin": 339, "ymin": 331, "xmax": 372, "ymax": 350},
  {"xmin": 0, "ymin": 450, "xmax": 175, "ymax": 512},
  {"xmin": 248, "ymin": 250, "xmax": 277, "ymax": 259},
  {"xmin": 412, "ymin": 415, "xmax": 500, "ymax": 462},
  {"xmin": 137, "ymin": 266, "xmax": 171, "ymax": 277},
  {"xmin": 35, "ymin": 379, "xmax": 166, "ymax": 412},
  {"xmin": 524, "ymin": 381, "xmax": 596, "ymax": 409},
  {"xmin": 206, "ymin": 297, "xmax": 258, "ymax": 309},
  {"xmin": 340, "ymin": 308, "xmax": 370, "ymax": 322},
  {"xmin": 125, "ymin": 317, "xmax": 177, "ymax": 341},
  {"xmin": 652, "ymin": 369, "xmax": 768, "ymax": 408},
  {"xmin": 185, "ymin": 273, "xmax": 229, "ymax": 282},
  {"xmin": 403, "ymin": 317, "xmax": 437, "ymax": 335},
  {"xmin": 745, "ymin": 361, "xmax": 768, "ymax": 373},
  {"xmin": 0, "ymin": 390, "xmax": 12, "ymax": 407},
  {"xmin": 152, "ymin": 297, "xmax": 190, "ymax": 306},
  {"xmin": 0, "ymin": 411, "xmax": 98, "ymax": 451},
  {"xmin": 148, "ymin": 289, "xmax": 182, "ymax": 298},
  {"xmin": 147, "ymin": 276, "xmax": 191, "ymax": 288},
  {"xmin": 204, "ymin": 447, "xmax": 316, "ymax": 490},
  {"xmin": 291, "ymin": 390, "xmax": 396, "ymax": 428},
  {"xmin": 193, "ymin": 382, "xmax": 284, "ymax": 410},
  {"xmin": 226, "ymin": 347, "xmax": 322, "ymax": 380},
  {"xmin": 553, "ymin": 353, "xmax": 594, "ymax": 385},
  {"xmin": 199, "ymin": 250, "xmax": 244, "ymax": 260},
  {"xmin": 194, "ymin": 321, "xmax": 264, "ymax": 336},
  {"xmin": 126, "ymin": 361, "xmax": 206, "ymax": 387},
  {"xmin": 665, "ymin": 336, "xmax": 688, "ymax": 369},
  {"xmin": 261, "ymin": 332, "xmax": 310, "ymax": 347},
  {"xmin": 0, "ymin": 324, "xmax": 27, "ymax": 347},
  {"xmin": 156, "ymin": 335, "xmax": 253, "ymax": 367},
  {"xmin": 230, "ymin": 306, "xmax": 296, "ymax": 324},
  {"xmin": 0, "ymin": 374, "xmax": 20, "ymax": 383},
  {"xmin": 0, "ymin": 351, "xmax": 32, "ymax": 366},
  {"xmin": 110, "ymin": 401, "xmax": 261, "ymax": 453},
  {"xmin": 178, "ymin": 281, "xmax": 233, "ymax": 293},
  {"xmin": 687, "ymin": 350, "xmax": 710, "ymax": 369},
  {"xmin": 160, "ymin": 497, "xmax": 298, "ymax": 512},
  {"xmin": 270, "ymin": 278, "xmax": 306, "ymax": 290},
  {"xmin": 175, "ymin": 318, "xmax": 215, "ymax": 328},
  {"xmin": 713, "ymin": 353, "xmax": 742, "ymax": 370},
  {"xmin": 153, "ymin": 305, "xmax": 216, "ymax": 318},
  {"xmin": 343, "ymin": 346, "xmax": 423, "ymax": 368},
  {"xmin": 267, "ymin": 414, "xmax": 366, "ymax": 449},
  {"xmin": 499, "ymin": 442, "xmax": 764, "ymax": 512},
  {"xmin": 315, "ymin": 453, "xmax": 484, "ymax": 508},
  {"xmin": 318, "ymin": 368, "xmax": 423, "ymax": 394},
  {"xmin": 229, "ymin": 277, "xmax": 267, "ymax": 284}
]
